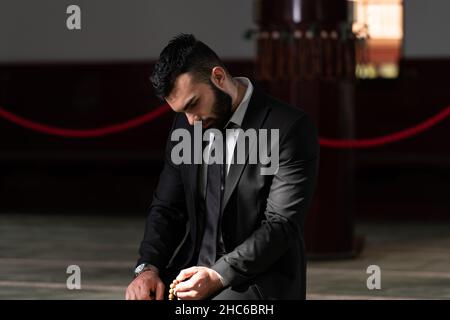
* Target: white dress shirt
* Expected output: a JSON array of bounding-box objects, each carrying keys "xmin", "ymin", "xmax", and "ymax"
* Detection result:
[{"xmin": 199, "ymin": 77, "xmax": 254, "ymax": 199}]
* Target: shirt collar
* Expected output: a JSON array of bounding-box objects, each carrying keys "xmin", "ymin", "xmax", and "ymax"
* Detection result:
[{"xmin": 225, "ymin": 77, "xmax": 253, "ymax": 129}]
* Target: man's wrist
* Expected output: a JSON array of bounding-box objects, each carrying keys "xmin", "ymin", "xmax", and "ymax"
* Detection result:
[
  {"xmin": 211, "ymin": 258, "xmax": 233, "ymax": 288},
  {"xmin": 217, "ymin": 274, "xmax": 226, "ymax": 287},
  {"xmin": 211, "ymin": 269, "xmax": 228, "ymax": 288},
  {"xmin": 134, "ymin": 263, "xmax": 159, "ymax": 278}
]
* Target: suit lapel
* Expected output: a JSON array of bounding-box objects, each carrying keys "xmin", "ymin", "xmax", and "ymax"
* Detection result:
[{"xmin": 221, "ymin": 85, "xmax": 269, "ymax": 212}]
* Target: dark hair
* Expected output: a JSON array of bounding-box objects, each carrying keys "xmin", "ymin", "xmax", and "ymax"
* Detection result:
[{"xmin": 150, "ymin": 34, "xmax": 227, "ymax": 100}]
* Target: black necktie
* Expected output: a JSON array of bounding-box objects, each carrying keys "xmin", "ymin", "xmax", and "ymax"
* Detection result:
[{"xmin": 197, "ymin": 131, "xmax": 225, "ymax": 267}]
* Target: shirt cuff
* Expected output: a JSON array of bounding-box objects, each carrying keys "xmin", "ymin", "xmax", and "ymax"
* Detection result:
[{"xmin": 217, "ymin": 272, "xmax": 228, "ymax": 287}]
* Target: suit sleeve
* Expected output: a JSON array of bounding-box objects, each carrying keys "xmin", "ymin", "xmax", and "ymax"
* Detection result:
[
  {"xmin": 211, "ymin": 113, "xmax": 319, "ymax": 287},
  {"xmin": 136, "ymin": 114, "xmax": 188, "ymax": 270}
]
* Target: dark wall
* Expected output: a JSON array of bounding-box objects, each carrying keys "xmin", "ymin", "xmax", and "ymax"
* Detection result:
[
  {"xmin": 0, "ymin": 63, "xmax": 170, "ymax": 214},
  {"xmin": 354, "ymin": 59, "xmax": 450, "ymax": 220},
  {"xmin": 0, "ymin": 61, "xmax": 254, "ymax": 214},
  {"xmin": 0, "ymin": 59, "xmax": 448, "ymax": 218}
]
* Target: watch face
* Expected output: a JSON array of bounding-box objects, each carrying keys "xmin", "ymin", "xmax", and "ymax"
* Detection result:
[{"xmin": 135, "ymin": 263, "xmax": 146, "ymax": 273}]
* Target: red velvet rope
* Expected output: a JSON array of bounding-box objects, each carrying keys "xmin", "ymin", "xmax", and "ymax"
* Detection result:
[
  {"xmin": 319, "ymin": 106, "xmax": 450, "ymax": 148},
  {"xmin": 0, "ymin": 104, "xmax": 170, "ymax": 138},
  {"xmin": 0, "ymin": 104, "xmax": 449, "ymax": 148}
]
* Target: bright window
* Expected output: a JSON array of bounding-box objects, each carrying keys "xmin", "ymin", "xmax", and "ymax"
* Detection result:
[
  {"xmin": 352, "ymin": 0, "xmax": 403, "ymax": 40},
  {"xmin": 350, "ymin": 0, "xmax": 403, "ymax": 78}
]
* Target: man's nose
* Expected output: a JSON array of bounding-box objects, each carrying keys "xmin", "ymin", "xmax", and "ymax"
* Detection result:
[{"xmin": 186, "ymin": 113, "xmax": 199, "ymax": 125}]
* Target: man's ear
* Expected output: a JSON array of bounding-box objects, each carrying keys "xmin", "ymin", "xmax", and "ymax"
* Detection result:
[{"xmin": 210, "ymin": 67, "xmax": 227, "ymax": 89}]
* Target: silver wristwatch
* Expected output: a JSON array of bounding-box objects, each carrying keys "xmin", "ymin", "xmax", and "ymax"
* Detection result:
[{"xmin": 134, "ymin": 263, "xmax": 159, "ymax": 278}]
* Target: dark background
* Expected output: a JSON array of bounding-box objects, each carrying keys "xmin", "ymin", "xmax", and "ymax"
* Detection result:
[
  {"xmin": 1, "ymin": 60, "xmax": 448, "ymax": 219},
  {"xmin": 0, "ymin": 0, "xmax": 448, "ymax": 220}
]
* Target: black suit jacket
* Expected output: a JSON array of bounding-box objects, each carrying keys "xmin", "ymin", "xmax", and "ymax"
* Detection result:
[{"xmin": 137, "ymin": 84, "xmax": 319, "ymax": 299}]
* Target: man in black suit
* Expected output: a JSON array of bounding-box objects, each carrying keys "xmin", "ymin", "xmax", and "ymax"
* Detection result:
[{"xmin": 125, "ymin": 34, "xmax": 319, "ymax": 300}]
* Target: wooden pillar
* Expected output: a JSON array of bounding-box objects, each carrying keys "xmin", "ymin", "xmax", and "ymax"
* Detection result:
[{"xmin": 254, "ymin": 0, "xmax": 362, "ymax": 258}]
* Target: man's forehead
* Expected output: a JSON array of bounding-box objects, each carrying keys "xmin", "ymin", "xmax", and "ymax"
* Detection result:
[{"xmin": 167, "ymin": 73, "xmax": 195, "ymax": 103}]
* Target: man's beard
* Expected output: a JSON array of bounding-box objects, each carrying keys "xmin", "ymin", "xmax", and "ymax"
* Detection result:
[{"xmin": 208, "ymin": 82, "xmax": 232, "ymax": 130}]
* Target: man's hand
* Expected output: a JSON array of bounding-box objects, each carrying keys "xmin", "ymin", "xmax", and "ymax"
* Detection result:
[
  {"xmin": 125, "ymin": 270, "xmax": 165, "ymax": 300},
  {"xmin": 173, "ymin": 266, "xmax": 224, "ymax": 300}
]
